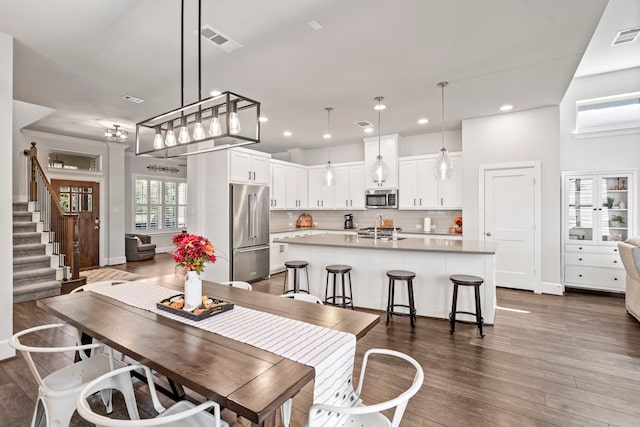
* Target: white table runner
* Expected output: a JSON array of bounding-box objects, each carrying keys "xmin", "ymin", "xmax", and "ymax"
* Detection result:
[{"xmin": 92, "ymin": 280, "xmax": 357, "ymax": 425}]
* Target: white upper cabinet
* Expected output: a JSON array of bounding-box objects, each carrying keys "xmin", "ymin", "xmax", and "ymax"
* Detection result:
[
  {"xmin": 285, "ymin": 165, "xmax": 308, "ymax": 209},
  {"xmin": 270, "ymin": 160, "xmax": 308, "ymax": 210},
  {"xmin": 270, "ymin": 163, "xmax": 286, "ymax": 208},
  {"xmin": 333, "ymin": 162, "xmax": 365, "ymax": 210},
  {"xmin": 229, "ymin": 148, "xmax": 271, "ymax": 185},
  {"xmin": 308, "ymin": 167, "xmax": 335, "ymax": 209},
  {"xmin": 398, "ymin": 152, "xmax": 462, "ymax": 209},
  {"xmin": 363, "ymin": 134, "xmax": 400, "ymax": 189}
]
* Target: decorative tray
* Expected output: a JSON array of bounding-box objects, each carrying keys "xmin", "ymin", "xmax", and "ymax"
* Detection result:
[{"xmin": 157, "ymin": 294, "xmax": 234, "ymax": 321}]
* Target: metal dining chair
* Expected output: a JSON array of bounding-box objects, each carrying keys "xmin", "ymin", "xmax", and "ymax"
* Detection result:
[
  {"xmin": 279, "ymin": 292, "xmax": 324, "ymax": 304},
  {"xmin": 10, "ymin": 323, "xmax": 139, "ymax": 427},
  {"xmin": 308, "ymin": 349, "xmax": 424, "ymax": 427},
  {"xmin": 221, "ymin": 280, "xmax": 253, "ymax": 290},
  {"xmin": 76, "ymin": 364, "xmax": 229, "ymax": 427}
]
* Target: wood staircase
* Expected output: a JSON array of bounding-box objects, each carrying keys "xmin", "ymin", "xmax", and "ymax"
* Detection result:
[{"xmin": 13, "ymin": 202, "xmax": 62, "ymax": 302}]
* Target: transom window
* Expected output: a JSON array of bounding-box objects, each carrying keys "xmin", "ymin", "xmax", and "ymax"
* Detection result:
[
  {"xmin": 576, "ymin": 92, "xmax": 640, "ymax": 134},
  {"xmin": 134, "ymin": 176, "xmax": 187, "ymax": 231}
]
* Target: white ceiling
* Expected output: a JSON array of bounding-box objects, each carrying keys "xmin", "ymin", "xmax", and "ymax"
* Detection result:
[{"xmin": 1, "ymin": 0, "xmax": 635, "ymax": 155}]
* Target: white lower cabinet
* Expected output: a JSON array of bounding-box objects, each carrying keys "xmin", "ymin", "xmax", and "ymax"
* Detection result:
[{"xmin": 564, "ymin": 244, "xmax": 625, "ymax": 292}]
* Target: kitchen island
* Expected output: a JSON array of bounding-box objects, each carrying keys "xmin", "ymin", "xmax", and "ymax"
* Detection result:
[{"xmin": 276, "ymin": 233, "xmax": 498, "ymax": 324}]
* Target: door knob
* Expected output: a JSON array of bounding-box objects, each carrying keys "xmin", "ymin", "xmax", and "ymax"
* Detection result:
[{"xmin": 485, "ymin": 232, "xmax": 491, "ymax": 236}]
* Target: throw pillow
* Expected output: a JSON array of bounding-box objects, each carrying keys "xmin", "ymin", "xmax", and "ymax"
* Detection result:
[{"xmin": 134, "ymin": 236, "xmax": 142, "ymax": 246}]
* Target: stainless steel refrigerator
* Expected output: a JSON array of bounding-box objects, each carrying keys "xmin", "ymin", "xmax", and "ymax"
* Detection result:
[{"xmin": 230, "ymin": 184, "xmax": 270, "ymax": 282}]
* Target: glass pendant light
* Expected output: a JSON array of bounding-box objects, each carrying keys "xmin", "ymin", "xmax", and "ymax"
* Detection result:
[
  {"xmin": 178, "ymin": 115, "xmax": 190, "ymax": 144},
  {"xmin": 229, "ymin": 101, "xmax": 241, "ymax": 135},
  {"xmin": 193, "ymin": 110, "xmax": 206, "ymax": 140},
  {"xmin": 208, "ymin": 106, "xmax": 222, "ymax": 137},
  {"xmin": 153, "ymin": 126, "xmax": 164, "ymax": 149},
  {"xmin": 370, "ymin": 96, "xmax": 388, "ymax": 186},
  {"xmin": 321, "ymin": 107, "xmax": 336, "ymax": 187},
  {"xmin": 434, "ymin": 81, "xmax": 453, "ymax": 180},
  {"xmin": 165, "ymin": 121, "xmax": 177, "ymax": 146}
]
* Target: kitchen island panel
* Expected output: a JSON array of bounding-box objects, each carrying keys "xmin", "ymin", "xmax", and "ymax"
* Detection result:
[{"xmin": 286, "ymin": 236, "xmax": 496, "ymax": 324}]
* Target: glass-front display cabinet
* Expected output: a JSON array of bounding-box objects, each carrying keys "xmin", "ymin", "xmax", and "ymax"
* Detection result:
[{"xmin": 562, "ymin": 170, "xmax": 636, "ymax": 292}]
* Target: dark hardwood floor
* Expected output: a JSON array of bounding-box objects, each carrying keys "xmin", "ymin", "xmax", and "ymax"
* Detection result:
[{"xmin": 4, "ymin": 253, "xmax": 640, "ymax": 426}]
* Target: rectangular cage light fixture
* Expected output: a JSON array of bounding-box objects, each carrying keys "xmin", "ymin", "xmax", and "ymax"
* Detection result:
[{"xmin": 136, "ymin": 91, "xmax": 260, "ymax": 158}]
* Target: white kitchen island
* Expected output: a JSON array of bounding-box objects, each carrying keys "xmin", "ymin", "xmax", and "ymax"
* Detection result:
[{"xmin": 277, "ymin": 233, "xmax": 498, "ymax": 324}]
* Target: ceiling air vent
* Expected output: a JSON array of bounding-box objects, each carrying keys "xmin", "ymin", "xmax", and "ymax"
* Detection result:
[
  {"xmin": 612, "ymin": 27, "xmax": 640, "ymax": 46},
  {"xmin": 354, "ymin": 121, "xmax": 374, "ymax": 128},
  {"xmin": 200, "ymin": 25, "xmax": 242, "ymax": 53}
]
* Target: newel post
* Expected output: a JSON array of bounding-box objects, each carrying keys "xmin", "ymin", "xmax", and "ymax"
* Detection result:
[{"xmin": 23, "ymin": 142, "xmax": 38, "ymax": 202}]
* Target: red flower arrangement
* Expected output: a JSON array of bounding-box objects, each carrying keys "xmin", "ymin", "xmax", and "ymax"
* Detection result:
[{"xmin": 172, "ymin": 233, "xmax": 216, "ymax": 274}]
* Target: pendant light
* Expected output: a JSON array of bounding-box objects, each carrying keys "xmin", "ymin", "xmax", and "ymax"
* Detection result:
[
  {"xmin": 434, "ymin": 81, "xmax": 453, "ymax": 180},
  {"xmin": 321, "ymin": 107, "xmax": 335, "ymax": 187},
  {"xmin": 370, "ymin": 96, "xmax": 388, "ymax": 186}
]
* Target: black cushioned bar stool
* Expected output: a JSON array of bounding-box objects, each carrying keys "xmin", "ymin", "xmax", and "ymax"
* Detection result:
[
  {"xmin": 324, "ymin": 265, "xmax": 354, "ymax": 309},
  {"xmin": 385, "ymin": 270, "xmax": 417, "ymax": 328},
  {"xmin": 449, "ymin": 274, "xmax": 485, "ymax": 337},
  {"xmin": 283, "ymin": 260, "xmax": 310, "ymax": 294}
]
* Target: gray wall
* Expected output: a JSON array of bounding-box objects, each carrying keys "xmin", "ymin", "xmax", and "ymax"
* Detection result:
[{"xmin": 462, "ymin": 106, "xmax": 561, "ymax": 285}]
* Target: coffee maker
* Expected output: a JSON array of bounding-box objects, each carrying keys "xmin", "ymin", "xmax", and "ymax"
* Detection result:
[{"xmin": 344, "ymin": 214, "xmax": 354, "ymax": 229}]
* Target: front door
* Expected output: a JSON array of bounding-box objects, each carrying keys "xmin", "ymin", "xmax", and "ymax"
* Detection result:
[
  {"xmin": 482, "ymin": 166, "xmax": 538, "ymax": 291},
  {"xmin": 52, "ymin": 180, "xmax": 100, "ymax": 269}
]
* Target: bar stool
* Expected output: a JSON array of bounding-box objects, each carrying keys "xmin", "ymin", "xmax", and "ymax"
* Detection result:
[
  {"xmin": 324, "ymin": 265, "xmax": 354, "ymax": 309},
  {"xmin": 449, "ymin": 274, "xmax": 485, "ymax": 337},
  {"xmin": 283, "ymin": 260, "xmax": 310, "ymax": 294},
  {"xmin": 385, "ymin": 270, "xmax": 417, "ymax": 328}
]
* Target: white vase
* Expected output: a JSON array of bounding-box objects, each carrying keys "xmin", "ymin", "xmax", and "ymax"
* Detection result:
[{"xmin": 184, "ymin": 271, "xmax": 202, "ymax": 310}]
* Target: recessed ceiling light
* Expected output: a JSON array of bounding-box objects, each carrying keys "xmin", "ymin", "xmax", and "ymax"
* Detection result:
[
  {"xmin": 500, "ymin": 104, "xmax": 514, "ymax": 111},
  {"xmin": 418, "ymin": 118, "xmax": 429, "ymax": 124},
  {"xmin": 210, "ymin": 90, "xmax": 222, "ymax": 97},
  {"xmin": 283, "ymin": 131, "xmax": 292, "ymax": 137},
  {"xmin": 308, "ymin": 20, "xmax": 323, "ymax": 31},
  {"xmin": 364, "ymin": 127, "xmax": 374, "ymax": 133},
  {"xmin": 258, "ymin": 116, "xmax": 268, "ymax": 122}
]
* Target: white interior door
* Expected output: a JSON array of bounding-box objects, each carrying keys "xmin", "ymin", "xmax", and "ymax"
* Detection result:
[{"xmin": 483, "ymin": 166, "xmax": 538, "ymax": 291}]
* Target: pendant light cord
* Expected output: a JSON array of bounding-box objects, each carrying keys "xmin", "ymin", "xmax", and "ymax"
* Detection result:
[
  {"xmin": 326, "ymin": 107, "xmax": 332, "ymax": 162},
  {"xmin": 439, "ymin": 81, "xmax": 448, "ymax": 150},
  {"xmin": 198, "ymin": 0, "xmax": 201, "ymax": 102},
  {"xmin": 377, "ymin": 97, "xmax": 382, "ymax": 156},
  {"xmin": 180, "ymin": 0, "xmax": 184, "ymax": 108}
]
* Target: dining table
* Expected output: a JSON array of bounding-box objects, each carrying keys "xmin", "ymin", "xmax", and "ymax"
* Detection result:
[{"xmin": 37, "ymin": 275, "xmax": 380, "ymax": 427}]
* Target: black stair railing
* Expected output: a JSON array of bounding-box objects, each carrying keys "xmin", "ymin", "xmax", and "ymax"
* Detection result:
[{"xmin": 23, "ymin": 142, "xmax": 80, "ymax": 281}]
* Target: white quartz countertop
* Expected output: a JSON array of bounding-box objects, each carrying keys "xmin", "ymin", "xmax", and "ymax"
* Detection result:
[
  {"xmin": 275, "ymin": 233, "xmax": 497, "ymax": 254},
  {"xmin": 270, "ymin": 226, "xmax": 461, "ymax": 237}
]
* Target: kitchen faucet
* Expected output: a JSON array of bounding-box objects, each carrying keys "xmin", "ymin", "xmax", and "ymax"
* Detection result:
[{"xmin": 373, "ymin": 214, "xmax": 383, "ymax": 241}]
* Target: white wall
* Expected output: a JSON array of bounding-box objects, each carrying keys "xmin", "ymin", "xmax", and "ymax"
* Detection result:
[
  {"xmin": 560, "ymin": 67, "xmax": 640, "ymax": 234},
  {"xmin": 462, "ymin": 106, "xmax": 561, "ymax": 285},
  {"xmin": 1, "ymin": 32, "xmax": 14, "ymax": 360}
]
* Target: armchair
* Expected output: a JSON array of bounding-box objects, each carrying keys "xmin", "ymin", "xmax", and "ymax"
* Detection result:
[
  {"xmin": 125, "ymin": 233, "xmax": 156, "ymax": 262},
  {"xmin": 618, "ymin": 237, "xmax": 640, "ymax": 322}
]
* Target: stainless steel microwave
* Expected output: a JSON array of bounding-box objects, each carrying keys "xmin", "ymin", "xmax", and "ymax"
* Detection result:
[{"xmin": 365, "ymin": 189, "xmax": 398, "ymax": 209}]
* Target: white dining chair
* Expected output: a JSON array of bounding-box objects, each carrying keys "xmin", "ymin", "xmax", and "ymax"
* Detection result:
[
  {"xmin": 76, "ymin": 364, "xmax": 230, "ymax": 427},
  {"xmin": 279, "ymin": 292, "xmax": 324, "ymax": 304},
  {"xmin": 10, "ymin": 323, "xmax": 139, "ymax": 427},
  {"xmin": 221, "ymin": 280, "xmax": 253, "ymax": 290},
  {"xmin": 307, "ymin": 348, "xmax": 424, "ymax": 427}
]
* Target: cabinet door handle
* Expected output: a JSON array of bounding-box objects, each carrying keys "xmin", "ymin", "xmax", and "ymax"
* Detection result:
[
  {"xmin": 413, "ymin": 198, "xmax": 416, "ymax": 206},
  {"xmin": 578, "ymin": 247, "xmax": 583, "ymax": 250},
  {"xmin": 321, "ymin": 200, "xmax": 324, "ymax": 207},
  {"xmin": 248, "ymin": 171, "xmax": 252, "ymax": 180},
  {"xmin": 440, "ymin": 197, "xmax": 444, "ymax": 206},
  {"xmin": 346, "ymin": 199, "xmax": 349, "ymax": 207},
  {"xmin": 614, "ymin": 277, "xmax": 618, "ymax": 281},
  {"xmin": 613, "ymin": 260, "xmax": 618, "ymax": 264},
  {"xmin": 579, "ymin": 274, "xmax": 583, "ymax": 277},
  {"xmin": 419, "ymin": 198, "xmax": 422, "ymax": 206},
  {"xmin": 614, "ymin": 248, "xmax": 618, "ymax": 252},
  {"xmin": 485, "ymin": 232, "xmax": 491, "ymax": 236}
]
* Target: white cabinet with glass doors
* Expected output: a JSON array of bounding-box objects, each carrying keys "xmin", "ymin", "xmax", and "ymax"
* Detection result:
[{"xmin": 562, "ymin": 170, "xmax": 636, "ymax": 292}]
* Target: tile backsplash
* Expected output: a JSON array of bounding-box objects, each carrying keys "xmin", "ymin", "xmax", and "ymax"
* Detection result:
[{"xmin": 270, "ymin": 209, "xmax": 462, "ymax": 233}]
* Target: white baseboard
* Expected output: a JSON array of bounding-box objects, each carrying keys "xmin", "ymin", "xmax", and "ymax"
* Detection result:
[
  {"xmin": 537, "ymin": 281, "xmax": 563, "ymax": 295},
  {"xmin": 0, "ymin": 341, "xmax": 16, "ymax": 361},
  {"xmin": 157, "ymin": 246, "xmax": 174, "ymax": 254}
]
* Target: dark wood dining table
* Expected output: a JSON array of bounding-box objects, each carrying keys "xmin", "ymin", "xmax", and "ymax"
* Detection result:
[{"xmin": 37, "ymin": 275, "xmax": 379, "ymax": 427}]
